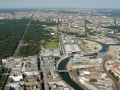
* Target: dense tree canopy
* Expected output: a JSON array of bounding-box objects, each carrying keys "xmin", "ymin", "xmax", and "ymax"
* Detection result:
[
  {"xmin": 0, "ymin": 19, "xmax": 29, "ymax": 59},
  {"xmin": 0, "ymin": 19, "xmax": 57, "ymax": 58},
  {"xmin": 18, "ymin": 20, "xmax": 57, "ymax": 57},
  {"xmin": 104, "ymin": 26, "xmax": 120, "ymax": 33}
]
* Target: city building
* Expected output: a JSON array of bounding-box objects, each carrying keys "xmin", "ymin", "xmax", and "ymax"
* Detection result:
[
  {"xmin": 62, "ymin": 35, "xmax": 74, "ymax": 43},
  {"xmin": 2, "ymin": 57, "xmax": 23, "ymax": 63},
  {"xmin": 6, "ymin": 55, "xmax": 39, "ymax": 90},
  {"xmin": 69, "ymin": 54, "xmax": 87, "ymax": 66},
  {"xmin": 97, "ymin": 52, "xmax": 106, "ymax": 60},
  {"xmin": 41, "ymin": 48, "xmax": 60, "ymax": 57},
  {"xmin": 41, "ymin": 56, "xmax": 55, "ymax": 70},
  {"xmin": 65, "ymin": 44, "xmax": 81, "ymax": 55}
]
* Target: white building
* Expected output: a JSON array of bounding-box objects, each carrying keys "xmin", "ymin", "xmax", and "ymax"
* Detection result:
[
  {"xmin": 41, "ymin": 48, "xmax": 60, "ymax": 57},
  {"xmin": 2, "ymin": 58, "xmax": 8, "ymax": 63},
  {"xmin": 69, "ymin": 54, "xmax": 87, "ymax": 66},
  {"xmin": 29, "ymin": 55, "xmax": 37, "ymax": 61},
  {"xmin": 65, "ymin": 44, "xmax": 81, "ymax": 55},
  {"xmin": 2, "ymin": 57, "xmax": 23, "ymax": 63},
  {"xmin": 9, "ymin": 71, "xmax": 23, "ymax": 81}
]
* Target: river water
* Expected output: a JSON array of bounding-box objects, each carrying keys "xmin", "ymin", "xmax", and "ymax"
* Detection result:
[
  {"xmin": 58, "ymin": 57, "xmax": 84, "ymax": 90},
  {"xmin": 106, "ymin": 34, "xmax": 120, "ymax": 41},
  {"xmin": 58, "ymin": 42, "xmax": 110, "ymax": 90},
  {"xmin": 58, "ymin": 34, "xmax": 119, "ymax": 90}
]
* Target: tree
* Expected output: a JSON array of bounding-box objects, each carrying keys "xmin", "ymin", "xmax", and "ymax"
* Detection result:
[
  {"xmin": 94, "ymin": 46, "xmax": 97, "ymax": 50},
  {"xmin": 54, "ymin": 57, "xmax": 60, "ymax": 63},
  {"xmin": 23, "ymin": 84, "xmax": 26, "ymax": 87},
  {"xmin": 89, "ymin": 79, "xmax": 97, "ymax": 82},
  {"xmin": 18, "ymin": 20, "xmax": 57, "ymax": 57},
  {"xmin": 76, "ymin": 69, "xmax": 79, "ymax": 75},
  {"xmin": 20, "ymin": 79, "xmax": 23, "ymax": 81},
  {"xmin": 0, "ymin": 19, "xmax": 29, "ymax": 59},
  {"xmin": 10, "ymin": 87, "xmax": 15, "ymax": 90},
  {"xmin": 109, "ymin": 69, "xmax": 119, "ymax": 82}
]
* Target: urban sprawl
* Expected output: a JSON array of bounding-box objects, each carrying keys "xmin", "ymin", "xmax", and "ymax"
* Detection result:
[{"xmin": 0, "ymin": 9, "xmax": 120, "ymax": 90}]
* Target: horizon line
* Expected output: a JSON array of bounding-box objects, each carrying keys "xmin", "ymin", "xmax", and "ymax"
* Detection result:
[{"xmin": 0, "ymin": 7, "xmax": 120, "ymax": 9}]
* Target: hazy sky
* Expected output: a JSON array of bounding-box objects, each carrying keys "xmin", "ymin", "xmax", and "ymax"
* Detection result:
[{"xmin": 0, "ymin": 0, "xmax": 120, "ymax": 9}]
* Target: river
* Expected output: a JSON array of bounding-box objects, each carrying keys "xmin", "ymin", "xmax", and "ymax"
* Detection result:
[
  {"xmin": 106, "ymin": 34, "xmax": 120, "ymax": 41},
  {"xmin": 58, "ymin": 41, "xmax": 110, "ymax": 90},
  {"xmin": 58, "ymin": 34, "xmax": 119, "ymax": 90},
  {"xmin": 58, "ymin": 57, "xmax": 84, "ymax": 90}
]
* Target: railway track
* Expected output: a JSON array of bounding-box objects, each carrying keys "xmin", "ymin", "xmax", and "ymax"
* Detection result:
[{"xmin": 103, "ymin": 59, "xmax": 120, "ymax": 90}]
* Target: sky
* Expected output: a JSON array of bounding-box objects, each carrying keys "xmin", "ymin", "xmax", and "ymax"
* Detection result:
[{"xmin": 0, "ymin": 0, "xmax": 120, "ymax": 9}]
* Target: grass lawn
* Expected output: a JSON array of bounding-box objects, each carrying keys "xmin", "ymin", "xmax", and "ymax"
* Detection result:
[{"xmin": 44, "ymin": 40, "xmax": 59, "ymax": 49}]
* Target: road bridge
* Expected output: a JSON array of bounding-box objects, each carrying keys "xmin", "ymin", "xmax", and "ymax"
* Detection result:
[{"xmin": 57, "ymin": 70, "xmax": 68, "ymax": 73}]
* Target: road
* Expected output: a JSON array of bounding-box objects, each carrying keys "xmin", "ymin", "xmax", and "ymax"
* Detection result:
[
  {"xmin": 5, "ymin": 61, "xmax": 15, "ymax": 68},
  {"xmin": 59, "ymin": 35, "xmax": 66, "ymax": 55},
  {"xmin": 13, "ymin": 12, "xmax": 34, "ymax": 57}
]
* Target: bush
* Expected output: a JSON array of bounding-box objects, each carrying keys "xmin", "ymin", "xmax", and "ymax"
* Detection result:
[
  {"xmin": 20, "ymin": 79, "xmax": 23, "ymax": 81},
  {"xmin": 76, "ymin": 69, "xmax": 79, "ymax": 75},
  {"xmin": 89, "ymin": 79, "xmax": 97, "ymax": 82},
  {"xmin": 89, "ymin": 56, "xmax": 97, "ymax": 59},
  {"xmin": 55, "ymin": 56, "xmax": 60, "ymax": 61},
  {"xmin": 10, "ymin": 86, "xmax": 15, "ymax": 90},
  {"xmin": 54, "ymin": 57, "xmax": 60, "ymax": 63}
]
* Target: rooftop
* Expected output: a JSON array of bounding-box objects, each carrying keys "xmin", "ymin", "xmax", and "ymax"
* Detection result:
[
  {"xmin": 62, "ymin": 35, "xmax": 74, "ymax": 42},
  {"xmin": 70, "ymin": 54, "xmax": 86, "ymax": 62},
  {"xmin": 65, "ymin": 44, "xmax": 80, "ymax": 53}
]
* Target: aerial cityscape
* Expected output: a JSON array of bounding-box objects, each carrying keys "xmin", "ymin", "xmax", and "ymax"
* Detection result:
[{"xmin": 0, "ymin": 0, "xmax": 120, "ymax": 90}]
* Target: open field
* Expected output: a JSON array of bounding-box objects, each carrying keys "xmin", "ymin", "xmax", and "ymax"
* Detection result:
[
  {"xmin": 44, "ymin": 39, "xmax": 59, "ymax": 49},
  {"xmin": 83, "ymin": 40, "xmax": 102, "ymax": 53},
  {"xmin": 108, "ymin": 46, "xmax": 120, "ymax": 56}
]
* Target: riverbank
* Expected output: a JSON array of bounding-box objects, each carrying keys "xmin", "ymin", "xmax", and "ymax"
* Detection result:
[
  {"xmin": 107, "ymin": 46, "xmax": 120, "ymax": 56},
  {"xmin": 59, "ymin": 72, "xmax": 84, "ymax": 90},
  {"xmin": 68, "ymin": 70, "xmax": 87, "ymax": 90},
  {"xmin": 58, "ymin": 57, "xmax": 84, "ymax": 90},
  {"xmin": 95, "ymin": 36, "xmax": 118, "ymax": 44},
  {"xmin": 56, "ymin": 55, "xmax": 68, "ymax": 68},
  {"xmin": 57, "ymin": 72, "xmax": 75, "ymax": 90},
  {"xmin": 82, "ymin": 40, "xmax": 102, "ymax": 54}
]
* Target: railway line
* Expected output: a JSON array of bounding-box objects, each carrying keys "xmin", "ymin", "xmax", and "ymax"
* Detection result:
[{"xmin": 103, "ymin": 58, "xmax": 120, "ymax": 90}]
